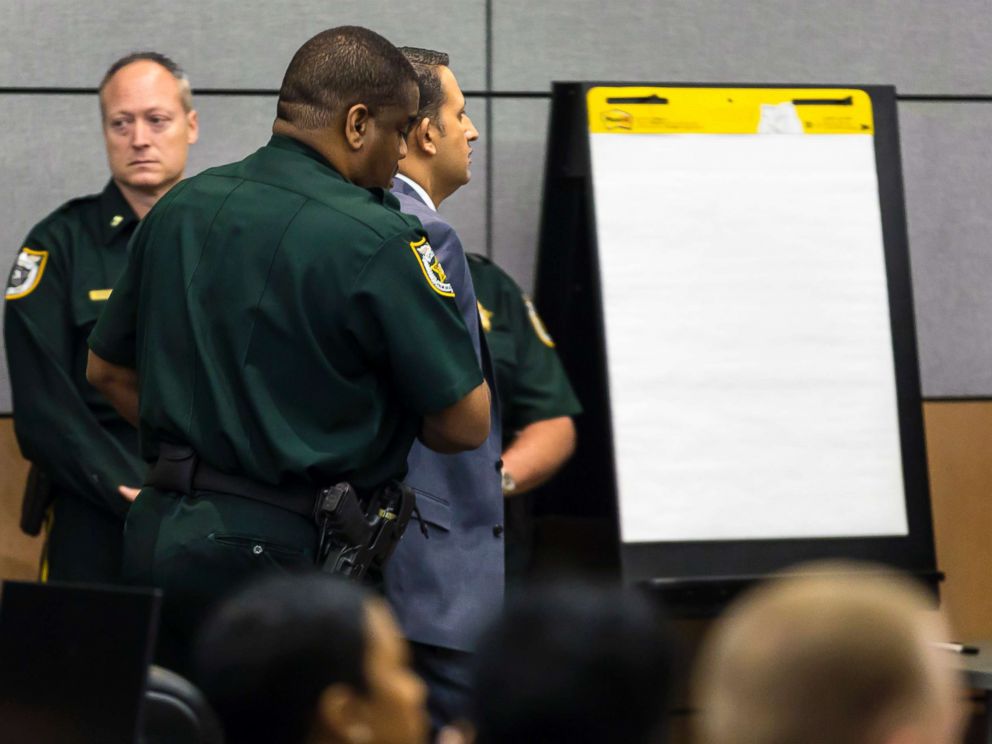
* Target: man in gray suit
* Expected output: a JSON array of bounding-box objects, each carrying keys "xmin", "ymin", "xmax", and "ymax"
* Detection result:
[{"xmin": 385, "ymin": 47, "xmax": 503, "ymax": 729}]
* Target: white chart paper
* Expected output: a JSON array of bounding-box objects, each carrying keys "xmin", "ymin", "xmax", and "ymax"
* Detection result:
[{"xmin": 590, "ymin": 133, "xmax": 908, "ymax": 543}]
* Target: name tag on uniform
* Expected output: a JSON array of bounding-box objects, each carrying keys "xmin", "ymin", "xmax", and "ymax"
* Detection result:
[{"xmin": 89, "ymin": 289, "xmax": 112, "ymax": 301}]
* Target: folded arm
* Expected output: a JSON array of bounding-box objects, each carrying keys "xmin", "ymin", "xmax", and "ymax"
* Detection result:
[
  {"xmin": 420, "ymin": 380, "xmax": 491, "ymax": 453},
  {"xmin": 86, "ymin": 349, "xmax": 140, "ymax": 428}
]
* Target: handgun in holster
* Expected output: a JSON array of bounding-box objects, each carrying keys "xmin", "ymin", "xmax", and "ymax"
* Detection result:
[
  {"xmin": 20, "ymin": 463, "xmax": 54, "ymax": 536},
  {"xmin": 313, "ymin": 481, "xmax": 417, "ymax": 581}
]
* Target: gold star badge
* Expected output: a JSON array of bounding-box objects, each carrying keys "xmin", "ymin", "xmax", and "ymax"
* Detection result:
[
  {"xmin": 110, "ymin": 215, "xmax": 123, "ymax": 227},
  {"xmin": 477, "ymin": 301, "xmax": 493, "ymax": 333}
]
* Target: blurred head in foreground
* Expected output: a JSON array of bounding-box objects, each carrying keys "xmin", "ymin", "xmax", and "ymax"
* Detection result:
[
  {"xmin": 194, "ymin": 574, "xmax": 429, "ymax": 744},
  {"xmin": 469, "ymin": 581, "xmax": 675, "ymax": 744},
  {"xmin": 694, "ymin": 562, "xmax": 965, "ymax": 744}
]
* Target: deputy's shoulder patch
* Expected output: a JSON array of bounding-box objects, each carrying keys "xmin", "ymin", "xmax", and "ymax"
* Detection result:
[
  {"xmin": 6, "ymin": 247, "xmax": 49, "ymax": 300},
  {"xmin": 524, "ymin": 295, "xmax": 555, "ymax": 348},
  {"xmin": 409, "ymin": 237, "xmax": 454, "ymax": 297}
]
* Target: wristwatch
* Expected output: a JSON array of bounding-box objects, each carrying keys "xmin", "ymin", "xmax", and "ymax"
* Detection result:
[{"xmin": 501, "ymin": 469, "xmax": 517, "ymax": 495}]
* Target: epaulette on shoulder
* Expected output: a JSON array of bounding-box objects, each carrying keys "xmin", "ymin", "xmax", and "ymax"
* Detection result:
[
  {"xmin": 394, "ymin": 206, "xmax": 423, "ymax": 232},
  {"xmin": 56, "ymin": 191, "xmax": 101, "ymax": 214},
  {"xmin": 366, "ymin": 206, "xmax": 422, "ymax": 245},
  {"xmin": 466, "ymin": 252, "xmax": 492, "ymax": 265},
  {"xmin": 27, "ymin": 191, "xmax": 100, "ymax": 236}
]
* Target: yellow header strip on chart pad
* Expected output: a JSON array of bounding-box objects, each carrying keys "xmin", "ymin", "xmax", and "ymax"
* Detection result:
[{"xmin": 587, "ymin": 87, "xmax": 874, "ymax": 135}]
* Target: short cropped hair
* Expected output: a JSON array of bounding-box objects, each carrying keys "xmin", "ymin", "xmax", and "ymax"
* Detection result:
[
  {"xmin": 471, "ymin": 582, "xmax": 675, "ymax": 744},
  {"xmin": 695, "ymin": 563, "xmax": 956, "ymax": 744},
  {"xmin": 277, "ymin": 25, "xmax": 417, "ymax": 130},
  {"xmin": 98, "ymin": 51, "xmax": 193, "ymax": 114},
  {"xmin": 193, "ymin": 574, "xmax": 370, "ymax": 744},
  {"xmin": 399, "ymin": 47, "xmax": 449, "ymax": 131}
]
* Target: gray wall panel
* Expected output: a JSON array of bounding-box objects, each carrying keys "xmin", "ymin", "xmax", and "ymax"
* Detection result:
[
  {"xmin": 493, "ymin": 0, "xmax": 992, "ymax": 95},
  {"xmin": 0, "ymin": 93, "xmax": 488, "ymax": 413},
  {"xmin": 900, "ymin": 102, "xmax": 992, "ymax": 398},
  {"xmin": 0, "ymin": 94, "xmax": 278, "ymax": 280},
  {"xmin": 1, "ymin": 0, "xmax": 486, "ymax": 91},
  {"xmin": 0, "ymin": 93, "xmax": 281, "ymax": 413},
  {"xmin": 4, "ymin": 2, "xmax": 992, "ymax": 412},
  {"xmin": 186, "ymin": 95, "xmax": 279, "ymax": 173},
  {"xmin": 491, "ymin": 98, "xmax": 551, "ymax": 293},
  {"xmin": 488, "ymin": 96, "xmax": 992, "ymax": 398},
  {"xmin": 0, "ymin": 95, "xmax": 104, "ymax": 414},
  {"xmin": 1, "ymin": 95, "xmax": 109, "ymax": 412}
]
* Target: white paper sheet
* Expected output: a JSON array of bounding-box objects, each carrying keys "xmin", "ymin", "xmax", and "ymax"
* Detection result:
[{"xmin": 590, "ymin": 133, "xmax": 908, "ymax": 543}]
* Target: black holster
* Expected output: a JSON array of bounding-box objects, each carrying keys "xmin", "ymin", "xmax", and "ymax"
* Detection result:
[
  {"xmin": 313, "ymin": 481, "xmax": 416, "ymax": 580},
  {"xmin": 20, "ymin": 463, "xmax": 53, "ymax": 537},
  {"xmin": 146, "ymin": 443, "xmax": 415, "ymax": 581}
]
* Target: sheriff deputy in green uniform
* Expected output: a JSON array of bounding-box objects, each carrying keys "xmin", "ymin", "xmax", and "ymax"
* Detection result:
[
  {"xmin": 87, "ymin": 26, "xmax": 490, "ymax": 668},
  {"xmin": 3, "ymin": 52, "xmax": 198, "ymax": 583},
  {"xmin": 468, "ymin": 253, "xmax": 582, "ymax": 579}
]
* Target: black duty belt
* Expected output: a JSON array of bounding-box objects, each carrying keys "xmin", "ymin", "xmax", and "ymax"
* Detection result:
[
  {"xmin": 144, "ymin": 442, "xmax": 419, "ymax": 581},
  {"xmin": 145, "ymin": 442, "xmax": 315, "ymax": 519}
]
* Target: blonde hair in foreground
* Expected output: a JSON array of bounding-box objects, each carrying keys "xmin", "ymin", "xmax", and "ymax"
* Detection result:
[{"xmin": 693, "ymin": 562, "xmax": 965, "ymax": 744}]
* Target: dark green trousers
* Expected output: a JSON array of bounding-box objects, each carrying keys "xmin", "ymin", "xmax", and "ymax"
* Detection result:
[
  {"xmin": 123, "ymin": 487, "xmax": 317, "ymax": 672},
  {"xmin": 46, "ymin": 489, "xmax": 124, "ymax": 584}
]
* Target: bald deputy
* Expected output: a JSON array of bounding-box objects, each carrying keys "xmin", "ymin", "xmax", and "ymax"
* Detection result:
[
  {"xmin": 86, "ymin": 26, "xmax": 490, "ymax": 668},
  {"xmin": 4, "ymin": 51, "xmax": 198, "ymax": 584}
]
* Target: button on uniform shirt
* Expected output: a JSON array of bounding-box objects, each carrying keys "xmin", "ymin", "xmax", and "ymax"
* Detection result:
[
  {"xmin": 467, "ymin": 253, "xmax": 581, "ymax": 438},
  {"xmin": 5, "ymin": 181, "xmax": 145, "ymax": 521},
  {"xmin": 89, "ymin": 135, "xmax": 483, "ymax": 493}
]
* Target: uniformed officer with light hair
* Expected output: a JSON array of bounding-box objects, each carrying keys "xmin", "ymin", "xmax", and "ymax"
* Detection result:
[{"xmin": 4, "ymin": 51, "xmax": 198, "ymax": 583}]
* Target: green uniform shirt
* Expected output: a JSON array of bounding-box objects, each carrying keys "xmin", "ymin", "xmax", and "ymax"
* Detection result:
[
  {"xmin": 467, "ymin": 253, "xmax": 582, "ymax": 438},
  {"xmin": 4, "ymin": 181, "xmax": 143, "ymax": 518},
  {"xmin": 89, "ymin": 135, "xmax": 483, "ymax": 492}
]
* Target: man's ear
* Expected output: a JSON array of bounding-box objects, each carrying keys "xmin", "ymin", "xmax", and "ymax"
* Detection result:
[
  {"xmin": 314, "ymin": 684, "xmax": 372, "ymax": 743},
  {"xmin": 413, "ymin": 117, "xmax": 437, "ymax": 157},
  {"xmin": 186, "ymin": 109, "xmax": 199, "ymax": 145},
  {"xmin": 345, "ymin": 104, "xmax": 371, "ymax": 151},
  {"xmin": 880, "ymin": 724, "xmax": 924, "ymax": 744}
]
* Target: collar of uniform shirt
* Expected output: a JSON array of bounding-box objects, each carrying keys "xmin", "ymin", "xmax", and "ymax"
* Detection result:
[{"xmin": 393, "ymin": 173, "xmax": 437, "ymax": 212}]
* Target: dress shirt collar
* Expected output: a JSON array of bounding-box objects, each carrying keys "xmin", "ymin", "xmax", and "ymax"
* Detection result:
[{"xmin": 393, "ymin": 173, "xmax": 437, "ymax": 212}]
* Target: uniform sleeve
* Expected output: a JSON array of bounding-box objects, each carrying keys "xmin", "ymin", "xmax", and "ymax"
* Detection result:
[
  {"xmin": 4, "ymin": 230, "xmax": 143, "ymax": 518},
  {"xmin": 346, "ymin": 229, "xmax": 484, "ymax": 415},
  {"xmin": 87, "ymin": 220, "xmax": 144, "ymax": 367},
  {"xmin": 499, "ymin": 272, "xmax": 583, "ymax": 432}
]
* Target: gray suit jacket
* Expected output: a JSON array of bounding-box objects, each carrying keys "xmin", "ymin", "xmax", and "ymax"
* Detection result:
[{"xmin": 385, "ymin": 178, "xmax": 504, "ymax": 652}]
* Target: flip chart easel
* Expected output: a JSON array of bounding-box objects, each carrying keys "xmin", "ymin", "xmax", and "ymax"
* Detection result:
[{"xmin": 533, "ymin": 83, "xmax": 938, "ymax": 604}]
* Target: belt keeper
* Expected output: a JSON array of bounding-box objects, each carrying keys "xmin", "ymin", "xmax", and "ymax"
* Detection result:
[{"xmin": 149, "ymin": 444, "xmax": 199, "ymax": 495}]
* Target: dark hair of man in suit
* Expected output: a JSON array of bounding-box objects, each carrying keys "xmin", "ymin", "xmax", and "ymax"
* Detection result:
[
  {"xmin": 470, "ymin": 582, "xmax": 675, "ymax": 744},
  {"xmin": 399, "ymin": 47, "xmax": 450, "ymax": 132},
  {"xmin": 193, "ymin": 574, "xmax": 428, "ymax": 744},
  {"xmin": 277, "ymin": 25, "xmax": 417, "ymax": 129}
]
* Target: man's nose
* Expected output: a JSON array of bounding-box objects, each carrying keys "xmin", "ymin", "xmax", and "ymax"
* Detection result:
[
  {"xmin": 398, "ymin": 136, "xmax": 408, "ymax": 160},
  {"xmin": 131, "ymin": 119, "xmax": 151, "ymax": 147},
  {"xmin": 466, "ymin": 116, "xmax": 479, "ymax": 142}
]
